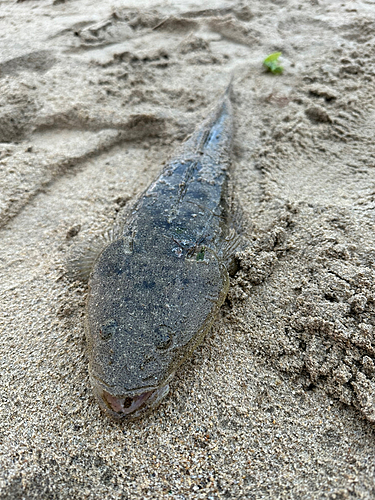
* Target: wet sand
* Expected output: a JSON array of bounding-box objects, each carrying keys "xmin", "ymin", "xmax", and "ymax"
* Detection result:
[{"xmin": 1, "ymin": 0, "xmax": 375, "ymax": 498}]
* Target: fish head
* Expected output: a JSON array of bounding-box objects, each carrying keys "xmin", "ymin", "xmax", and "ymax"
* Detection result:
[{"xmin": 85, "ymin": 236, "xmax": 229, "ymax": 420}]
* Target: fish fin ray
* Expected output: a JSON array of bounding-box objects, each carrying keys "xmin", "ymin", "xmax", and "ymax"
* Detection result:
[
  {"xmin": 218, "ymin": 228, "xmax": 248, "ymax": 276},
  {"xmin": 65, "ymin": 222, "xmax": 124, "ymax": 283}
]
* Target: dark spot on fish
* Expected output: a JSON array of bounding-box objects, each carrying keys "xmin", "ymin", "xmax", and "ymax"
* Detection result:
[
  {"xmin": 101, "ymin": 239, "xmax": 126, "ymax": 276},
  {"xmin": 155, "ymin": 325, "xmax": 173, "ymax": 350},
  {"xmin": 100, "ymin": 319, "xmax": 117, "ymax": 340},
  {"xmin": 143, "ymin": 279, "xmax": 156, "ymax": 289}
]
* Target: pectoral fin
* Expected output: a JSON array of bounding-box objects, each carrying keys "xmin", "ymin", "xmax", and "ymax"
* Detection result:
[
  {"xmin": 65, "ymin": 223, "xmax": 126, "ymax": 283},
  {"xmin": 218, "ymin": 228, "xmax": 248, "ymax": 276}
]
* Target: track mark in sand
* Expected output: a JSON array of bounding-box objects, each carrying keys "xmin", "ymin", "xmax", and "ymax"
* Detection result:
[
  {"xmin": 34, "ymin": 109, "xmax": 166, "ymax": 134},
  {"xmin": 205, "ymin": 16, "xmax": 260, "ymax": 47},
  {"xmin": 153, "ymin": 12, "xmax": 259, "ymax": 47},
  {"xmin": 62, "ymin": 18, "xmax": 135, "ymax": 53},
  {"xmin": 48, "ymin": 20, "xmax": 99, "ymax": 39},
  {"xmin": 59, "ymin": 5, "xmax": 260, "ymax": 58},
  {"xmin": 0, "ymin": 50, "xmax": 56, "ymax": 78},
  {"xmin": 0, "ymin": 112, "xmax": 167, "ymax": 229},
  {"xmin": 341, "ymin": 18, "xmax": 375, "ymax": 43},
  {"xmin": 0, "ymin": 82, "xmax": 38, "ymax": 143},
  {"xmin": 178, "ymin": 6, "xmax": 253, "ymax": 21}
]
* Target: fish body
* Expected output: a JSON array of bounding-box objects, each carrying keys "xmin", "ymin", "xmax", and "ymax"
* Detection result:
[{"xmin": 86, "ymin": 83, "xmax": 238, "ymax": 419}]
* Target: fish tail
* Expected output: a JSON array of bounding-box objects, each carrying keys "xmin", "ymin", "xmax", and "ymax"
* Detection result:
[{"xmin": 172, "ymin": 75, "xmax": 234, "ymax": 160}]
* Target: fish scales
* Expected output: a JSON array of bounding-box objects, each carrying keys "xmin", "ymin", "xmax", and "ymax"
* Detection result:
[{"xmin": 85, "ymin": 83, "xmax": 237, "ymax": 420}]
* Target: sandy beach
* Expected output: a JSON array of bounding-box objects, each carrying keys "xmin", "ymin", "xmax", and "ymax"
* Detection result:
[{"xmin": 1, "ymin": 0, "xmax": 375, "ymax": 498}]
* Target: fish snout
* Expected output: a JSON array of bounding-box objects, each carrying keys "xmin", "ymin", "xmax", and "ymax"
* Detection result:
[
  {"xmin": 90, "ymin": 372, "xmax": 174, "ymax": 419},
  {"xmin": 102, "ymin": 390, "xmax": 154, "ymax": 415}
]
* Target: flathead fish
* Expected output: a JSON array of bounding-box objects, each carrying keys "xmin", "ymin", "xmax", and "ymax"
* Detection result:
[{"xmin": 81, "ymin": 80, "xmax": 243, "ymax": 420}]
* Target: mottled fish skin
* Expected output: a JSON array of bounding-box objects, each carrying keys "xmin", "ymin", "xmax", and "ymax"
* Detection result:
[{"xmin": 86, "ymin": 83, "xmax": 235, "ymax": 420}]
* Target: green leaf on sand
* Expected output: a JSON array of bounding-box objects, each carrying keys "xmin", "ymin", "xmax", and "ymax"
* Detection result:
[{"xmin": 263, "ymin": 52, "xmax": 283, "ymax": 74}]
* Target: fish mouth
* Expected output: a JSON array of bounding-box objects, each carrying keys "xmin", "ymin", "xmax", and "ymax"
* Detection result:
[{"xmin": 90, "ymin": 374, "xmax": 174, "ymax": 421}]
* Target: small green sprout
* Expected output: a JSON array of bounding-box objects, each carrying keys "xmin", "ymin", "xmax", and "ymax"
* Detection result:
[
  {"xmin": 263, "ymin": 52, "xmax": 283, "ymax": 74},
  {"xmin": 196, "ymin": 246, "xmax": 206, "ymax": 261}
]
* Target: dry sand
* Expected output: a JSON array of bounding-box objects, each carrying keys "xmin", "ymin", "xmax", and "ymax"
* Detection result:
[{"xmin": 1, "ymin": 0, "xmax": 375, "ymax": 498}]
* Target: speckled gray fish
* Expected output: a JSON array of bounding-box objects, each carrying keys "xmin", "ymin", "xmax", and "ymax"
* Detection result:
[{"xmin": 79, "ymin": 80, "xmax": 244, "ymax": 420}]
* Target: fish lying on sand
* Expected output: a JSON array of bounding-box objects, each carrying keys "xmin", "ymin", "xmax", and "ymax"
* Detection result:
[{"xmin": 73, "ymin": 79, "xmax": 245, "ymax": 420}]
